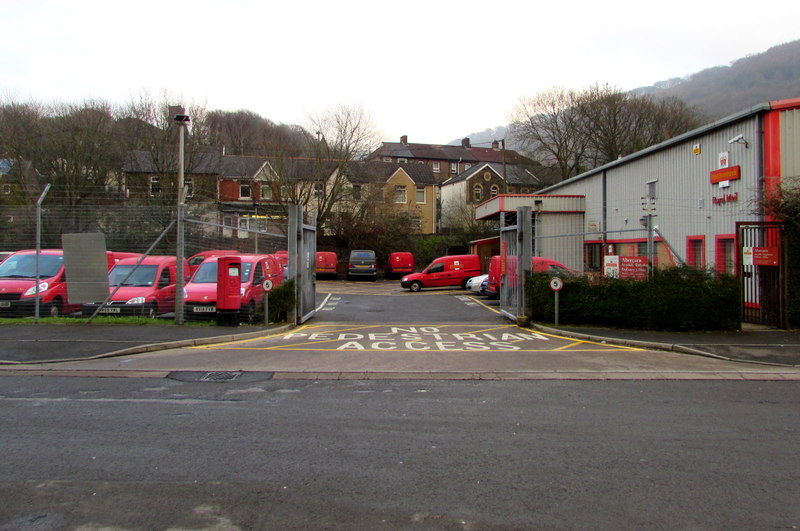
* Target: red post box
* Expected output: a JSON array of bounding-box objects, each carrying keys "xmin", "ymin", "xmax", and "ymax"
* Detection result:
[{"xmin": 216, "ymin": 256, "xmax": 242, "ymax": 323}]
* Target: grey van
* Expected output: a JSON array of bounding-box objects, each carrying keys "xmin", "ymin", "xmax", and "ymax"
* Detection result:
[{"xmin": 347, "ymin": 250, "xmax": 377, "ymax": 280}]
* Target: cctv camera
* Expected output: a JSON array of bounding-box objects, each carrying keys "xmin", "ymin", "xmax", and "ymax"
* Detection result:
[{"xmin": 728, "ymin": 134, "xmax": 744, "ymax": 144}]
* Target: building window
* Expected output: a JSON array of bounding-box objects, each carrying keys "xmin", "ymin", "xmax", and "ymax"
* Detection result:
[
  {"xmin": 184, "ymin": 178, "xmax": 193, "ymax": 198},
  {"xmin": 715, "ymin": 235, "xmax": 735, "ymax": 275},
  {"xmin": 237, "ymin": 216, "xmax": 249, "ymax": 238},
  {"xmin": 432, "ymin": 161, "xmax": 441, "ymax": 173},
  {"xmin": 584, "ymin": 243, "xmax": 603, "ymax": 272},
  {"xmin": 472, "ymin": 184, "xmax": 483, "ymax": 202},
  {"xmin": 352, "ymin": 184, "xmax": 362, "ymax": 200},
  {"xmin": 280, "ymin": 185, "xmax": 291, "ymax": 200},
  {"xmin": 261, "ymin": 184, "xmax": 273, "ymax": 200},
  {"xmin": 394, "ymin": 185, "xmax": 407, "ymax": 203},
  {"xmin": 398, "ymin": 158, "xmax": 407, "ymax": 164},
  {"xmin": 149, "ymin": 176, "xmax": 160, "ymax": 196},
  {"xmin": 314, "ymin": 182, "xmax": 324, "ymax": 200},
  {"xmin": 222, "ymin": 215, "xmax": 233, "ymax": 238},
  {"xmin": 416, "ymin": 187, "xmax": 426, "ymax": 204},
  {"xmin": 464, "ymin": 164, "xmax": 472, "ymax": 171},
  {"xmin": 239, "ymin": 182, "xmax": 252, "ymax": 199},
  {"xmin": 490, "ymin": 184, "xmax": 500, "ymax": 198},
  {"xmin": 382, "ymin": 157, "xmax": 392, "ymax": 163},
  {"xmin": 451, "ymin": 163, "xmax": 458, "ymax": 174},
  {"xmin": 686, "ymin": 236, "xmax": 706, "ymax": 268}
]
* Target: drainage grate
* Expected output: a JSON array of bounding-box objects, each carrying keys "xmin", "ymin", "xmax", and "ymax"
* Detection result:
[{"xmin": 200, "ymin": 371, "xmax": 242, "ymax": 383}]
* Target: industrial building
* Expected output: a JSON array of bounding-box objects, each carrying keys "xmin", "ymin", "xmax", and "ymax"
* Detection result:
[{"xmin": 474, "ymin": 98, "xmax": 799, "ymax": 327}]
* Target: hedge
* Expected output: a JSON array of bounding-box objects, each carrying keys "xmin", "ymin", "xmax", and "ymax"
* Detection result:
[{"xmin": 526, "ymin": 267, "xmax": 741, "ymax": 331}]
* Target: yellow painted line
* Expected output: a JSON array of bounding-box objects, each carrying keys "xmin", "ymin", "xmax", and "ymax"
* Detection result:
[
  {"xmin": 467, "ymin": 295, "xmax": 503, "ymax": 314},
  {"xmin": 193, "ymin": 346, "xmax": 632, "ymax": 353}
]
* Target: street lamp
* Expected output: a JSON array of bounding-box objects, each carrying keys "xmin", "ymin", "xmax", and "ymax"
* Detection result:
[{"xmin": 174, "ymin": 113, "xmax": 190, "ymax": 324}]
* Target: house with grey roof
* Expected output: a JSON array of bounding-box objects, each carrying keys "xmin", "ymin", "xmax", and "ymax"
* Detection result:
[{"xmin": 369, "ymin": 136, "xmax": 535, "ymax": 184}]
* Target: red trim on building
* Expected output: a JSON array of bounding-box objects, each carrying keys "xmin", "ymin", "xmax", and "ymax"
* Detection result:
[
  {"xmin": 686, "ymin": 235, "xmax": 706, "ymax": 268},
  {"xmin": 763, "ymin": 110, "xmax": 782, "ymax": 215},
  {"xmin": 769, "ymin": 97, "xmax": 800, "ymax": 111},
  {"xmin": 714, "ymin": 234, "xmax": 736, "ymax": 275}
]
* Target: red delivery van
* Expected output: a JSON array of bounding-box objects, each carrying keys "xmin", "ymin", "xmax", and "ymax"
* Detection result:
[
  {"xmin": 187, "ymin": 249, "xmax": 239, "ymax": 276},
  {"xmin": 183, "ymin": 254, "xmax": 279, "ymax": 324},
  {"xmin": 315, "ymin": 251, "xmax": 338, "ymax": 278},
  {"xmin": 386, "ymin": 252, "xmax": 414, "ymax": 279},
  {"xmin": 0, "ymin": 249, "xmax": 140, "ymax": 317},
  {"xmin": 400, "ymin": 254, "xmax": 481, "ymax": 292},
  {"xmin": 486, "ymin": 255, "xmax": 580, "ymax": 299},
  {"xmin": 81, "ymin": 255, "xmax": 187, "ymax": 318}
]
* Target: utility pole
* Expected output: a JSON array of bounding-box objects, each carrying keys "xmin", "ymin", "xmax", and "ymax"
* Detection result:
[
  {"xmin": 641, "ymin": 181, "xmax": 657, "ymax": 277},
  {"xmin": 174, "ymin": 112, "xmax": 191, "ymax": 325}
]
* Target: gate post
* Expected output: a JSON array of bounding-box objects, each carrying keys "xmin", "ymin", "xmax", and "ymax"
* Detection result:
[{"xmin": 518, "ymin": 206, "xmax": 532, "ymax": 321}]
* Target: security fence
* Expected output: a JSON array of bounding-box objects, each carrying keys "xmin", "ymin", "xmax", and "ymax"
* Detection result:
[{"xmin": 0, "ymin": 188, "xmax": 323, "ymax": 323}]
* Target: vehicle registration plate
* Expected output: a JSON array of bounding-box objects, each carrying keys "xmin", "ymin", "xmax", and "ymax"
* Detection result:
[
  {"xmin": 193, "ymin": 306, "xmax": 216, "ymax": 313},
  {"xmin": 99, "ymin": 307, "xmax": 121, "ymax": 314},
  {"xmin": 0, "ymin": 301, "xmax": 10, "ymax": 308}
]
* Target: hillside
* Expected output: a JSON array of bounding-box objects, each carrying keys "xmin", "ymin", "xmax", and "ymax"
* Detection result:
[
  {"xmin": 455, "ymin": 39, "xmax": 800, "ymax": 147},
  {"xmin": 635, "ymin": 39, "xmax": 800, "ymax": 120}
]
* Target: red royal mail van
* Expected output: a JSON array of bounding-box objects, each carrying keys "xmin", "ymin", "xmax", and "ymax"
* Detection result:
[
  {"xmin": 315, "ymin": 251, "xmax": 338, "ymax": 278},
  {"xmin": 386, "ymin": 252, "xmax": 414, "ymax": 279},
  {"xmin": 183, "ymin": 254, "xmax": 282, "ymax": 323},
  {"xmin": 187, "ymin": 249, "xmax": 239, "ymax": 276},
  {"xmin": 0, "ymin": 249, "xmax": 140, "ymax": 317},
  {"xmin": 81, "ymin": 255, "xmax": 188, "ymax": 318},
  {"xmin": 400, "ymin": 254, "xmax": 481, "ymax": 292},
  {"xmin": 486, "ymin": 255, "xmax": 580, "ymax": 299}
]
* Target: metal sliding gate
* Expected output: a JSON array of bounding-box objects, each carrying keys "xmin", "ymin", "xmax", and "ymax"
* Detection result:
[
  {"xmin": 499, "ymin": 206, "xmax": 532, "ymax": 322},
  {"xmin": 737, "ymin": 221, "xmax": 787, "ymax": 328},
  {"xmin": 288, "ymin": 205, "xmax": 317, "ymax": 325}
]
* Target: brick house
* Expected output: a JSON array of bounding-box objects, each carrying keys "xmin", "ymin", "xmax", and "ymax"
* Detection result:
[
  {"xmin": 439, "ymin": 162, "xmax": 544, "ymax": 229},
  {"xmin": 369, "ymin": 136, "xmax": 535, "ymax": 185},
  {"xmin": 323, "ymin": 161, "xmax": 438, "ymax": 234}
]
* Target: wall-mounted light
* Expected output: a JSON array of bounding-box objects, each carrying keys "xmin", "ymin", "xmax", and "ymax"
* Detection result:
[{"xmin": 728, "ymin": 134, "xmax": 748, "ymax": 148}]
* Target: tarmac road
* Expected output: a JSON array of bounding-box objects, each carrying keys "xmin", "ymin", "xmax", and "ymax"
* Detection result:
[{"xmin": 0, "ymin": 279, "xmax": 798, "ymax": 379}]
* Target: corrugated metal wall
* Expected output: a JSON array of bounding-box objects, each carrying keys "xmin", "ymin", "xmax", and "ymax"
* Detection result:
[{"xmin": 544, "ymin": 116, "xmax": 764, "ymax": 269}]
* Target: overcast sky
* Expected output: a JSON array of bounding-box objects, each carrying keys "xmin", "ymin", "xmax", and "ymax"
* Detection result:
[{"xmin": 2, "ymin": 0, "xmax": 797, "ymax": 145}]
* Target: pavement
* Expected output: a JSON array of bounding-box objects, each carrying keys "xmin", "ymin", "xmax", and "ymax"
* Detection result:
[{"xmin": 0, "ymin": 321, "xmax": 798, "ymax": 374}]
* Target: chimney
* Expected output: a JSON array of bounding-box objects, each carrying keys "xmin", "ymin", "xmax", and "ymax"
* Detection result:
[
  {"xmin": 492, "ymin": 140, "xmax": 500, "ymax": 150},
  {"xmin": 400, "ymin": 135, "xmax": 408, "ymax": 145},
  {"xmin": 462, "ymin": 138, "xmax": 471, "ymax": 148}
]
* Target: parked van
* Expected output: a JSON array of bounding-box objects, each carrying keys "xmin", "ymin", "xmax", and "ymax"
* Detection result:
[
  {"xmin": 400, "ymin": 254, "xmax": 482, "ymax": 292},
  {"xmin": 386, "ymin": 252, "xmax": 414, "ymax": 279},
  {"xmin": 0, "ymin": 249, "xmax": 140, "ymax": 317},
  {"xmin": 187, "ymin": 249, "xmax": 239, "ymax": 276},
  {"xmin": 315, "ymin": 251, "xmax": 338, "ymax": 278},
  {"xmin": 485, "ymin": 255, "xmax": 580, "ymax": 299},
  {"xmin": 347, "ymin": 250, "xmax": 377, "ymax": 281},
  {"xmin": 183, "ymin": 254, "xmax": 282, "ymax": 323},
  {"xmin": 81, "ymin": 255, "xmax": 187, "ymax": 318}
]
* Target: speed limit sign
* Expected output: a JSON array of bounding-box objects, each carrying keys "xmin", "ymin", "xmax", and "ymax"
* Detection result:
[{"xmin": 549, "ymin": 277, "xmax": 564, "ymax": 291}]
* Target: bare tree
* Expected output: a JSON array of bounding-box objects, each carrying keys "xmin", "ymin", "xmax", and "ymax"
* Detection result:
[
  {"xmin": 263, "ymin": 104, "xmax": 382, "ymax": 229},
  {"xmin": 510, "ymin": 86, "xmax": 704, "ymax": 181},
  {"xmin": 509, "ymin": 87, "xmax": 589, "ymax": 181}
]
